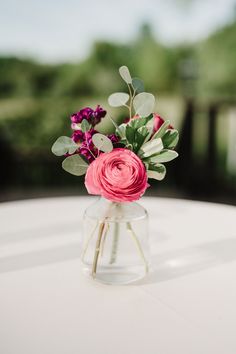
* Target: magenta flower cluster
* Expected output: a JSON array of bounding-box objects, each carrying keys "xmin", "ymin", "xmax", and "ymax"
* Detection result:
[
  {"xmin": 70, "ymin": 105, "xmax": 119, "ymax": 163},
  {"xmin": 77, "ymin": 129, "xmax": 98, "ymax": 163},
  {"xmin": 72, "ymin": 130, "xmax": 119, "ymax": 163},
  {"xmin": 71, "ymin": 105, "xmax": 106, "ymax": 127}
]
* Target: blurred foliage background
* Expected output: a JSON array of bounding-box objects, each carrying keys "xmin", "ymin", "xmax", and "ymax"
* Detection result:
[{"xmin": 0, "ymin": 11, "xmax": 236, "ymax": 203}]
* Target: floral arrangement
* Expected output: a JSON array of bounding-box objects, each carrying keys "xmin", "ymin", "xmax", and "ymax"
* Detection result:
[
  {"xmin": 52, "ymin": 66, "xmax": 179, "ymax": 281},
  {"xmin": 52, "ymin": 65, "xmax": 179, "ymax": 203}
]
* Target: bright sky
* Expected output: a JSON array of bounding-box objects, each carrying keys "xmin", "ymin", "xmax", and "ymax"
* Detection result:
[{"xmin": 0, "ymin": 0, "xmax": 235, "ymax": 63}]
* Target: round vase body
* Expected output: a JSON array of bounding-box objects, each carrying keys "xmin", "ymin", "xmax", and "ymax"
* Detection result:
[{"xmin": 81, "ymin": 198, "xmax": 150, "ymax": 285}]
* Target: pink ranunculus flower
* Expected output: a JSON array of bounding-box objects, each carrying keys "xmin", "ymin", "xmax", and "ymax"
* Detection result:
[{"xmin": 85, "ymin": 148, "xmax": 149, "ymax": 202}]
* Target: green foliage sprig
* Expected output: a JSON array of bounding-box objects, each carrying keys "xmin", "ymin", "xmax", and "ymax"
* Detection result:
[
  {"xmin": 108, "ymin": 65, "xmax": 155, "ymax": 119},
  {"xmin": 51, "ymin": 65, "xmax": 179, "ymax": 179},
  {"xmin": 107, "ymin": 66, "xmax": 179, "ymax": 180}
]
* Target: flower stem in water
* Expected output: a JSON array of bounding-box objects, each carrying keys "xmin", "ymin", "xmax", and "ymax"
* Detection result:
[
  {"xmin": 100, "ymin": 223, "xmax": 109, "ymax": 257},
  {"xmin": 92, "ymin": 222, "xmax": 106, "ymax": 277},
  {"xmin": 109, "ymin": 221, "xmax": 119, "ymax": 264},
  {"xmin": 127, "ymin": 222, "xmax": 149, "ymax": 273},
  {"xmin": 81, "ymin": 222, "xmax": 98, "ymax": 262}
]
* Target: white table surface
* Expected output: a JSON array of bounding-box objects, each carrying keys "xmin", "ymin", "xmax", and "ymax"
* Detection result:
[{"xmin": 0, "ymin": 196, "xmax": 236, "ymax": 354}]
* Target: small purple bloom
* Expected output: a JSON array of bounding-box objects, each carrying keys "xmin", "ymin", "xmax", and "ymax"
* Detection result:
[
  {"xmin": 108, "ymin": 134, "xmax": 119, "ymax": 144},
  {"xmin": 71, "ymin": 107, "xmax": 93, "ymax": 124},
  {"xmin": 93, "ymin": 105, "xmax": 107, "ymax": 125},
  {"xmin": 79, "ymin": 146, "xmax": 95, "ymax": 163},
  {"xmin": 84, "ymin": 129, "xmax": 97, "ymax": 144},
  {"xmin": 72, "ymin": 130, "xmax": 84, "ymax": 143},
  {"xmin": 78, "ymin": 129, "xmax": 98, "ymax": 162},
  {"xmin": 70, "ymin": 106, "xmax": 106, "ymax": 127}
]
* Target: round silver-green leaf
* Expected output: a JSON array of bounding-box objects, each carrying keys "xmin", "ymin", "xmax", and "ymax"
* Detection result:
[
  {"xmin": 62, "ymin": 155, "xmax": 88, "ymax": 176},
  {"xmin": 81, "ymin": 119, "xmax": 90, "ymax": 132},
  {"xmin": 108, "ymin": 92, "xmax": 129, "ymax": 107},
  {"xmin": 132, "ymin": 77, "xmax": 144, "ymax": 93},
  {"xmin": 119, "ymin": 66, "xmax": 132, "ymax": 84},
  {"xmin": 92, "ymin": 133, "xmax": 113, "ymax": 153},
  {"xmin": 116, "ymin": 123, "xmax": 127, "ymax": 140},
  {"xmin": 133, "ymin": 92, "xmax": 155, "ymax": 117},
  {"xmin": 51, "ymin": 136, "xmax": 78, "ymax": 156}
]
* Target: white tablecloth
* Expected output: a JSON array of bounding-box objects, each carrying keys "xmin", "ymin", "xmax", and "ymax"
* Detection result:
[{"xmin": 0, "ymin": 196, "xmax": 236, "ymax": 354}]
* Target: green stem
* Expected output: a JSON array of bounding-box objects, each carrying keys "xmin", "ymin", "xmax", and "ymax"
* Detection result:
[{"xmin": 127, "ymin": 84, "xmax": 133, "ymax": 119}]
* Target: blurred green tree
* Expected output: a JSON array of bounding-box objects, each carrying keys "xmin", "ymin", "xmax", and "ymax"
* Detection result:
[{"xmin": 197, "ymin": 20, "xmax": 236, "ymax": 98}]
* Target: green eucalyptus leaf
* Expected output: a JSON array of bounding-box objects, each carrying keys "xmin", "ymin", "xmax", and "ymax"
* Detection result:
[
  {"xmin": 142, "ymin": 116, "xmax": 155, "ymax": 144},
  {"xmin": 147, "ymin": 149, "xmax": 178, "ymax": 163},
  {"xmin": 128, "ymin": 115, "xmax": 153, "ymax": 130},
  {"xmin": 134, "ymin": 126, "xmax": 149, "ymax": 152},
  {"xmin": 133, "ymin": 92, "xmax": 155, "ymax": 117},
  {"xmin": 140, "ymin": 138, "xmax": 163, "ymax": 158},
  {"xmin": 152, "ymin": 120, "xmax": 170, "ymax": 140},
  {"xmin": 132, "ymin": 77, "xmax": 144, "ymax": 93},
  {"xmin": 119, "ymin": 66, "xmax": 132, "ymax": 84},
  {"xmin": 92, "ymin": 133, "xmax": 113, "ymax": 152},
  {"xmin": 143, "ymin": 130, "xmax": 153, "ymax": 144},
  {"xmin": 126, "ymin": 125, "xmax": 135, "ymax": 144},
  {"xmin": 162, "ymin": 129, "xmax": 179, "ymax": 149},
  {"xmin": 81, "ymin": 119, "xmax": 90, "ymax": 132},
  {"xmin": 134, "ymin": 132, "xmax": 145, "ymax": 152},
  {"xmin": 147, "ymin": 164, "xmax": 166, "ymax": 181},
  {"xmin": 146, "ymin": 116, "xmax": 154, "ymax": 132},
  {"xmin": 62, "ymin": 155, "xmax": 88, "ymax": 176},
  {"xmin": 116, "ymin": 123, "xmax": 127, "ymax": 140},
  {"xmin": 51, "ymin": 136, "xmax": 78, "ymax": 156},
  {"xmin": 137, "ymin": 126, "xmax": 149, "ymax": 137},
  {"xmin": 108, "ymin": 92, "xmax": 129, "ymax": 107},
  {"xmin": 108, "ymin": 116, "xmax": 126, "ymax": 140}
]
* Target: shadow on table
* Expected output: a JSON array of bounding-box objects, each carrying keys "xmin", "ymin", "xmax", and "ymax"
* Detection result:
[
  {"xmin": 0, "ymin": 238, "xmax": 236, "ymax": 279},
  {"xmin": 137, "ymin": 237, "xmax": 236, "ymax": 285},
  {"xmin": 0, "ymin": 243, "xmax": 81, "ymax": 274},
  {"xmin": 0, "ymin": 222, "xmax": 78, "ymax": 245}
]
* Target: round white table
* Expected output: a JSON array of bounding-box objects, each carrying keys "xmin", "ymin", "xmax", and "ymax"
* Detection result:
[{"xmin": 0, "ymin": 196, "xmax": 236, "ymax": 354}]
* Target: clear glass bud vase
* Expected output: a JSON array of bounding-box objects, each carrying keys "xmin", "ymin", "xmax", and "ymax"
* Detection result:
[{"xmin": 81, "ymin": 197, "xmax": 150, "ymax": 285}]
